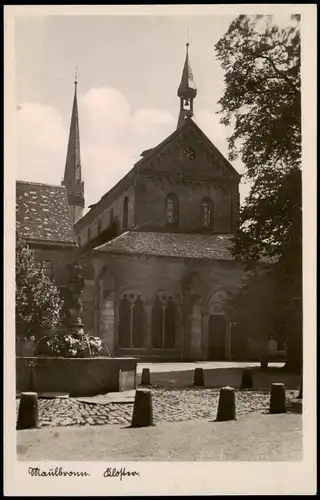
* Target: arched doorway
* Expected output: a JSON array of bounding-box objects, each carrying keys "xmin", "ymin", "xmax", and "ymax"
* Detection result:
[{"xmin": 208, "ymin": 314, "xmax": 226, "ymax": 360}]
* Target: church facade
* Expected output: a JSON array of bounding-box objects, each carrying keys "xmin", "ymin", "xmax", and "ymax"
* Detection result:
[{"xmin": 61, "ymin": 44, "xmax": 271, "ymax": 361}]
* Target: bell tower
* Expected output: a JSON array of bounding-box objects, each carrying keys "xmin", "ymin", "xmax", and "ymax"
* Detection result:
[
  {"xmin": 62, "ymin": 70, "xmax": 85, "ymax": 225},
  {"xmin": 177, "ymin": 43, "xmax": 197, "ymax": 128}
]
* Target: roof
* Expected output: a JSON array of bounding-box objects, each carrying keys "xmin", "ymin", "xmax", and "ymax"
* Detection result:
[
  {"xmin": 95, "ymin": 231, "xmax": 236, "ymax": 261},
  {"xmin": 16, "ymin": 181, "xmax": 77, "ymax": 245}
]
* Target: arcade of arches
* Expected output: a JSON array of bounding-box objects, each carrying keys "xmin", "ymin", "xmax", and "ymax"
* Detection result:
[{"xmin": 79, "ymin": 263, "xmax": 237, "ymax": 361}]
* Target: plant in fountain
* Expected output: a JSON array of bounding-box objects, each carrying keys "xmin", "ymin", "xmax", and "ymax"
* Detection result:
[{"xmin": 37, "ymin": 261, "xmax": 106, "ymax": 358}]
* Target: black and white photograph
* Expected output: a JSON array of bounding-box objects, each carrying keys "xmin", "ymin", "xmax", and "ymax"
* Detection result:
[{"xmin": 4, "ymin": 4, "xmax": 316, "ymax": 496}]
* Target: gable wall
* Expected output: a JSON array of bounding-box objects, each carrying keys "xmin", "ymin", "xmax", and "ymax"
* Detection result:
[
  {"xmin": 134, "ymin": 121, "xmax": 240, "ymax": 234},
  {"xmin": 135, "ymin": 172, "xmax": 238, "ymax": 233}
]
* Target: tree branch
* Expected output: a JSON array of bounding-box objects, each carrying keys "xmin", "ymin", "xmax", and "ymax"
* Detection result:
[{"xmin": 252, "ymin": 51, "xmax": 299, "ymax": 94}]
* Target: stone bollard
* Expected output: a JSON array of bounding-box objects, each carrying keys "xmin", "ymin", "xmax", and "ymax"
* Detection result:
[
  {"xmin": 29, "ymin": 362, "xmax": 36, "ymax": 392},
  {"xmin": 141, "ymin": 368, "xmax": 151, "ymax": 386},
  {"xmin": 16, "ymin": 392, "xmax": 39, "ymax": 430},
  {"xmin": 240, "ymin": 368, "xmax": 253, "ymax": 389},
  {"xmin": 269, "ymin": 383, "xmax": 287, "ymax": 414},
  {"xmin": 131, "ymin": 389, "xmax": 154, "ymax": 428},
  {"xmin": 193, "ymin": 367, "xmax": 204, "ymax": 387},
  {"xmin": 216, "ymin": 386, "xmax": 236, "ymax": 422}
]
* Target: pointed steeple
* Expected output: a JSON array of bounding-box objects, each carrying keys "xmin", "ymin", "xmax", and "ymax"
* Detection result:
[
  {"xmin": 62, "ymin": 70, "xmax": 85, "ymax": 225},
  {"xmin": 177, "ymin": 43, "xmax": 197, "ymax": 128}
]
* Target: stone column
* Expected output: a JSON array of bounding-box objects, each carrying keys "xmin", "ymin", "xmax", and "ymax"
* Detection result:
[
  {"xmin": 99, "ymin": 294, "xmax": 115, "ymax": 355},
  {"xmin": 144, "ymin": 304, "xmax": 153, "ymax": 349},
  {"xmin": 225, "ymin": 318, "xmax": 232, "ymax": 361},
  {"xmin": 175, "ymin": 305, "xmax": 182, "ymax": 350}
]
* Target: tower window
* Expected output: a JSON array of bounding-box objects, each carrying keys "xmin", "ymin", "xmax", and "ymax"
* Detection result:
[
  {"xmin": 166, "ymin": 193, "xmax": 179, "ymax": 226},
  {"xmin": 201, "ymin": 198, "xmax": 214, "ymax": 228}
]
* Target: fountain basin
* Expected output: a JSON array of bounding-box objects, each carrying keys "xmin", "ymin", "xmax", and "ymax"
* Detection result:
[{"xmin": 16, "ymin": 356, "xmax": 137, "ymax": 396}]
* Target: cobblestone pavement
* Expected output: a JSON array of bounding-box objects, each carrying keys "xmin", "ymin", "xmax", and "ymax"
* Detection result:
[{"xmin": 16, "ymin": 388, "xmax": 298, "ymax": 429}]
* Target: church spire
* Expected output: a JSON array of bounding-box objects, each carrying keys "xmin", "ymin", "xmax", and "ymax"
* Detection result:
[
  {"xmin": 62, "ymin": 69, "xmax": 85, "ymax": 225},
  {"xmin": 177, "ymin": 43, "xmax": 197, "ymax": 128}
]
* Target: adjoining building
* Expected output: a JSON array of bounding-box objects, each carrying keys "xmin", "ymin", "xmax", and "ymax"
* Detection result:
[{"xmin": 16, "ymin": 180, "xmax": 78, "ymax": 289}]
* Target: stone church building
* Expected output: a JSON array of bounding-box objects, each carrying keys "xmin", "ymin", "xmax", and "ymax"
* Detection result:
[{"xmin": 58, "ymin": 44, "xmax": 271, "ymax": 360}]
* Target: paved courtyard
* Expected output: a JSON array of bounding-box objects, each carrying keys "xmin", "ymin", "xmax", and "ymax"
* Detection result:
[
  {"xmin": 16, "ymin": 387, "xmax": 299, "ymax": 428},
  {"xmin": 17, "ymin": 413, "xmax": 303, "ymax": 462}
]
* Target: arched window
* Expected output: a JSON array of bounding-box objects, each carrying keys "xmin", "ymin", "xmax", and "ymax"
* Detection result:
[
  {"xmin": 152, "ymin": 295, "xmax": 176, "ymax": 349},
  {"xmin": 123, "ymin": 196, "xmax": 129, "ymax": 231},
  {"xmin": 132, "ymin": 297, "xmax": 146, "ymax": 348},
  {"xmin": 166, "ymin": 193, "xmax": 179, "ymax": 225},
  {"xmin": 87, "ymin": 227, "xmax": 91, "ymax": 241},
  {"xmin": 164, "ymin": 300, "xmax": 176, "ymax": 348},
  {"xmin": 201, "ymin": 198, "xmax": 214, "ymax": 228},
  {"xmin": 97, "ymin": 218, "xmax": 102, "ymax": 235},
  {"xmin": 119, "ymin": 297, "xmax": 131, "ymax": 348},
  {"xmin": 152, "ymin": 296, "xmax": 164, "ymax": 348}
]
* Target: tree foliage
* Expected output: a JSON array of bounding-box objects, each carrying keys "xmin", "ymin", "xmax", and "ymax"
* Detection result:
[
  {"xmin": 215, "ymin": 14, "xmax": 301, "ymax": 261},
  {"xmin": 16, "ymin": 232, "xmax": 63, "ymax": 340},
  {"xmin": 215, "ymin": 15, "xmax": 302, "ymax": 370}
]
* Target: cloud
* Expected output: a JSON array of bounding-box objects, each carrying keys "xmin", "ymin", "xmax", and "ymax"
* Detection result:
[
  {"xmin": 16, "ymin": 102, "xmax": 67, "ymax": 185},
  {"xmin": 16, "ymin": 87, "xmax": 177, "ymax": 211},
  {"xmin": 16, "ymin": 87, "xmax": 250, "ymax": 209}
]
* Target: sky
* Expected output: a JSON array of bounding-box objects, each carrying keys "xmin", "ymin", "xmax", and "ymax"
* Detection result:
[{"xmin": 14, "ymin": 13, "xmax": 265, "ymax": 212}]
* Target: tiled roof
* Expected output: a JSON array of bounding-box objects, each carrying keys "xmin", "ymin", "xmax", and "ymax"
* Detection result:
[
  {"xmin": 95, "ymin": 231, "xmax": 236, "ymax": 261},
  {"xmin": 16, "ymin": 181, "xmax": 76, "ymax": 245}
]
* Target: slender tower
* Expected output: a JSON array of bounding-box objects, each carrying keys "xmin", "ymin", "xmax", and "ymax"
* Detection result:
[
  {"xmin": 177, "ymin": 43, "xmax": 197, "ymax": 129},
  {"xmin": 62, "ymin": 70, "xmax": 85, "ymax": 225}
]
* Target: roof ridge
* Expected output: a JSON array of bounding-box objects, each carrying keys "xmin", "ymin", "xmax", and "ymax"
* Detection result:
[{"xmin": 16, "ymin": 180, "xmax": 66, "ymax": 189}]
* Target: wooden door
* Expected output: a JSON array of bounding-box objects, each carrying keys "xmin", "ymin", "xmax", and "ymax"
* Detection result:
[{"xmin": 208, "ymin": 314, "xmax": 226, "ymax": 360}]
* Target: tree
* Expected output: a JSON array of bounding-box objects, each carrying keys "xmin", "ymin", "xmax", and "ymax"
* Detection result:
[
  {"xmin": 16, "ymin": 233, "xmax": 63, "ymax": 340},
  {"xmin": 228, "ymin": 267, "xmax": 276, "ymax": 361},
  {"xmin": 215, "ymin": 15, "xmax": 302, "ymax": 371}
]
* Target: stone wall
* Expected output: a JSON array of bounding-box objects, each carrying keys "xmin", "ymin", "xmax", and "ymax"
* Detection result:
[
  {"xmin": 135, "ymin": 173, "xmax": 235, "ymax": 233},
  {"xmin": 77, "ymin": 184, "xmax": 136, "ymax": 247},
  {"xmin": 81, "ymin": 253, "xmax": 266, "ymax": 361}
]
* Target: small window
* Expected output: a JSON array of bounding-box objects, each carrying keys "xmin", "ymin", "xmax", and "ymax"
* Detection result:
[
  {"xmin": 36, "ymin": 260, "xmax": 53, "ymax": 279},
  {"xmin": 201, "ymin": 198, "xmax": 214, "ymax": 228},
  {"xmin": 87, "ymin": 227, "xmax": 91, "ymax": 241},
  {"xmin": 97, "ymin": 218, "xmax": 102, "ymax": 235},
  {"xmin": 166, "ymin": 193, "xmax": 179, "ymax": 226},
  {"xmin": 78, "ymin": 236, "xmax": 81, "ymax": 247}
]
